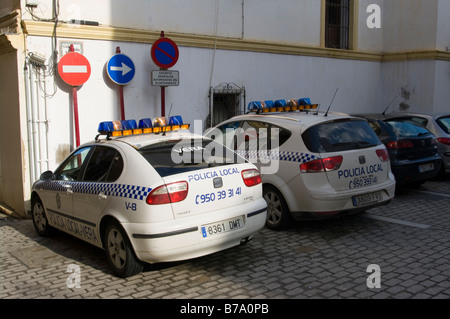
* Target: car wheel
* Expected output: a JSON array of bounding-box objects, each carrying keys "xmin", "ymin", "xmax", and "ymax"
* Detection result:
[
  {"xmin": 263, "ymin": 186, "xmax": 292, "ymax": 230},
  {"xmin": 104, "ymin": 221, "xmax": 144, "ymax": 278},
  {"xmin": 31, "ymin": 197, "xmax": 53, "ymax": 236}
]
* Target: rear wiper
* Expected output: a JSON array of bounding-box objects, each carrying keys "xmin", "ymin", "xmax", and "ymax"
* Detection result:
[
  {"xmin": 417, "ymin": 132, "xmax": 430, "ymax": 137},
  {"xmin": 356, "ymin": 141, "xmax": 378, "ymax": 148}
]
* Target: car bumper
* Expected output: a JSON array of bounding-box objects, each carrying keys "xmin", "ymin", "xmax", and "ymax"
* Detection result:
[
  {"xmin": 121, "ymin": 200, "xmax": 267, "ymax": 264},
  {"xmin": 391, "ymin": 158, "xmax": 442, "ymax": 184},
  {"xmin": 286, "ymin": 179, "xmax": 396, "ymax": 220}
]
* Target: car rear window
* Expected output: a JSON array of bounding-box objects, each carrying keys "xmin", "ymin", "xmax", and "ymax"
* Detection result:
[
  {"xmin": 385, "ymin": 120, "xmax": 432, "ymax": 137},
  {"xmin": 138, "ymin": 139, "xmax": 242, "ymax": 177},
  {"xmin": 302, "ymin": 120, "xmax": 381, "ymax": 153},
  {"xmin": 436, "ymin": 116, "xmax": 450, "ymax": 134}
]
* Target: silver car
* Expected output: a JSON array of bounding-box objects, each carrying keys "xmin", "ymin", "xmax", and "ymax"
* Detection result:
[{"xmin": 387, "ymin": 112, "xmax": 450, "ymax": 174}]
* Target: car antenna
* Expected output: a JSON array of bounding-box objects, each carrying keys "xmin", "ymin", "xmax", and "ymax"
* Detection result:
[
  {"xmin": 324, "ymin": 88, "xmax": 338, "ymax": 117},
  {"xmin": 382, "ymin": 96, "xmax": 398, "ymax": 115}
]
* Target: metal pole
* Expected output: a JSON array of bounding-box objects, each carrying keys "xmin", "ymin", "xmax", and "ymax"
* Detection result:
[
  {"xmin": 73, "ymin": 86, "xmax": 81, "ymax": 147},
  {"xmin": 160, "ymin": 31, "xmax": 166, "ymax": 117},
  {"xmin": 116, "ymin": 46, "xmax": 126, "ymax": 120},
  {"xmin": 161, "ymin": 86, "xmax": 165, "ymax": 117}
]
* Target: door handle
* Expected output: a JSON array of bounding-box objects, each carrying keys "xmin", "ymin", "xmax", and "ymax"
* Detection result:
[
  {"xmin": 63, "ymin": 184, "xmax": 73, "ymax": 194},
  {"xmin": 98, "ymin": 192, "xmax": 107, "ymax": 200}
]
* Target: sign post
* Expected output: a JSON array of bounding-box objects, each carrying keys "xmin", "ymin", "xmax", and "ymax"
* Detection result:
[
  {"xmin": 106, "ymin": 47, "xmax": 136, "ymax": 120},
  {"xmin": 151, "ymin": 31, "xmax": 179, "ymax": 116},
  {"xmin": 58, "ymin": 45, "xmax": 91, "ymax": 147}
]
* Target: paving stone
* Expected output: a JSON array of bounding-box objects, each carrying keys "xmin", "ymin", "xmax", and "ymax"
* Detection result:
[{"xmin": 1, "ymin": 179, "xmax": 449, "ymax": 300}]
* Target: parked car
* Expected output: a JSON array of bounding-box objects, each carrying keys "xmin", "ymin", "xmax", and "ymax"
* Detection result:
[
  {"xmin": 352, "ymin": 114, "xmax": 442, "ymax": 186},
  {"xmin": 205, "ymin": 100, "xmax": 396, "ymax": 230},
  {"xmin": 31, "ymin": 116, "xmax": 267, "ymax": 277},
  {"xmin": 385, "ymin": 112, "xmax": 450, "ymax": 174}
]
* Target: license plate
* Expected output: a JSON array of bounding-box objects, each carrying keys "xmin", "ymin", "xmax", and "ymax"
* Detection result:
[
  {"xmin": 419, "ymin": 163, "xmax": 434, "ymax": 173},
  {"xmin": 201, "ymin": 216, "xmax": 244, "ymax": 238},
  {"xmin": 352, "ymin": 192, "xmax": 383, "ymax": 207}
]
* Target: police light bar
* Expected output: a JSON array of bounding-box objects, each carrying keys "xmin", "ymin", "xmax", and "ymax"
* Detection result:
[
  {"xmin": 96, "ymin": 116, "xmax": 190, "ymax": 139},
  {"xmin": 248, "ymin": 98, "xmax": 318, "ymax": 114}
]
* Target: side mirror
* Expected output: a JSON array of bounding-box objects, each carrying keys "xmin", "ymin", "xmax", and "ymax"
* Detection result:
[{"xmin": 40, "ymin": 170, "xmax": 54, "ymax": 181}]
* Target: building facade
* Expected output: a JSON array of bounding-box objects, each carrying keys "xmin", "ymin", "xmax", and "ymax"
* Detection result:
[{"xmin": 1, "ymin": 0, "xmax": 449, "ymax": 216}]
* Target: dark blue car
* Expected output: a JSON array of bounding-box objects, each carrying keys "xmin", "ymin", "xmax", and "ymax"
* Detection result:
[{"xmin": 352, "ymin": 114, "xmax": 442, "ymax": 186}]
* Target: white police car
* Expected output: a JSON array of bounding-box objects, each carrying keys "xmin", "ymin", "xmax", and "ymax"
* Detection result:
[
  {"xmin": 31, "ymin": 116, "xmax": 267, "ymax": 277},
  {"xmin": 205, "ymin": 99, "xmax": 396, "ymax": 230}
]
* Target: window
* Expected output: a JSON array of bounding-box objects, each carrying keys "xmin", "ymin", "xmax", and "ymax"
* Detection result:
[
  {"xmin": 436, "ymin": 116, "xmax": 450, "ymax": 134},
  {"xmin": 325, "ymin": 0, "xmax": 351, "ymax": 49},
  {"xmin": 55, "ymin": 147, "xmax": 92, "ymax": 181},
  {"xmin": 138, "ymin": 139, "xmax": 241, "ymax": 178},
  {"xmin": 83, "ymin": 146, "xmax": 123, "ymax": 182},
  {"xmin": 302, "ymin": 120, "xmax": 381, "ymax": 153},
  {"xmin": 384, "ymin": 120, "xmax": 432, "ymax": 138},
  {"xmin": 240, "ymin": 121, "xmax": 292, "ymax": 151}
]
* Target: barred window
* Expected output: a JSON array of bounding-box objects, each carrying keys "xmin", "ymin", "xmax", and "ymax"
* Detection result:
[{"xmin": 325, "ymin": 0, "xmax": 350, "ymax": 49}]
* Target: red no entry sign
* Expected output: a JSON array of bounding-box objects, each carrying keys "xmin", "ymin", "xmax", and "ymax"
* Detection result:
[
  {"xmin": 58, "ymin": 52, "xmax": 91, "ymax": 86},
  {"xmin": 151, "ymin": 37, "xmax": 179, "ymax": 69}
]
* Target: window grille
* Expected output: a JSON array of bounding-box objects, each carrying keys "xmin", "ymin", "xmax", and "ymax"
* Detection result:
[{"xmin": 325, "ymin": 0, "xmax": 350, "ymax": 49}]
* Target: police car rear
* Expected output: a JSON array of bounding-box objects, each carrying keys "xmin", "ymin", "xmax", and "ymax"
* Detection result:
[
  {"xmin": 31, "ymin": 116, "xmax": 266, "ymax": 277},
  {"xmin": 206, "ymin": 99, "xmax": 396, "ymax": 230}
]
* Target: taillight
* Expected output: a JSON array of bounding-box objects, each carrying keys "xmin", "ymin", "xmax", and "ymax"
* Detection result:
[
  {"xmin": 437, "ymin": 137, "xmax": 450, "ymax": 146},
  {"xmin": 146, "ymin": 181, "xmax": 188, "ymax": 205},
  {"xmin": 387, "ymin": 140, "xmax": 414, "ymax": 149},
  {"xmin": 241, "ymin": 169, "xmax": 262, "ymax": 187},
  {"xmin": 376, "ymin": 149, "xmax": 390, "ymax": 162},
  {"xmin": 300, "ymin": 156, "xmax": 343, "ymax": 173}
]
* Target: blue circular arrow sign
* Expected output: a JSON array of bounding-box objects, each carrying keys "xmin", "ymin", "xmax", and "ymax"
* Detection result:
[{"xmin": 107, "ymin": 53, "xmax": 135, "ymax": 85}]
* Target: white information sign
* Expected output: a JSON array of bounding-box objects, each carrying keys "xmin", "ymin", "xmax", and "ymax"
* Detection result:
[{"xmin": 152, "ymin": 70, "xmax": 179, "ymax": 87}]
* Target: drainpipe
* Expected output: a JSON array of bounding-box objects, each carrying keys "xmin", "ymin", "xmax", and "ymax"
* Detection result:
[{"xmin": 24, "ymin": 62, "xmax": 36, "ymax": 184}]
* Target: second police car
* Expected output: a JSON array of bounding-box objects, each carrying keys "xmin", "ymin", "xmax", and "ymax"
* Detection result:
[
  {"xmin": 30, "ymin": 116, "xmax": 267, "ymax": 277},
  {"xmin": 205, "ymin": 99, "xmax": 397, "ymax": 230}
]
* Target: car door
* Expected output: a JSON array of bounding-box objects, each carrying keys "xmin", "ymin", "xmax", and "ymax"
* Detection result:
[
  {"xmin": 43, "ymin": 147, "xmax": 93, "ymax": 224},
  {"xmin": 72, "ymin": 145, "xmax": 124, "ymax": 240}
]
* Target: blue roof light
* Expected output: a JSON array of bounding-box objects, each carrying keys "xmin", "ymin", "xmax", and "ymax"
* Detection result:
[
  {"xmin": 138, "ymin": 118, "xmax": 152, "ymax": 128},
  {"xmin": 169, "ymin": 115, "xmax": 183, "ymax": 125},
  {"xmin": 121, "ymin": 120, "xmax": 137, "ymax": 130},
  {"xmin": 98, "ymin": 121, "xmax": 114, "ymax": 134}
]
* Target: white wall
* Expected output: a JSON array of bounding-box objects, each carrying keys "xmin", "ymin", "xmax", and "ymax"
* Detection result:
[
  {"xmin": 22, "ymin": 0, "xmax": 321, "ymax": 45},
  {"xmin": 381, "ymin": 60, "xmax": 437, "ymax": 113},
  {"xmin": 382, "ymin": 0, "xmax": 439, "ymax": 52},
  {"xmin": 27, "ymin": 33, "xmax": 383, "ymax": 171},
  {"xmin": 436, "ymin": 0, "xmax": 450, "ymax": 51}
]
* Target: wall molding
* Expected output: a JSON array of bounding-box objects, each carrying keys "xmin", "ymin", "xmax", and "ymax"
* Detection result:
[{"xmin": 21, "ymin": 20, "xmax": 450, "ymax": 63}]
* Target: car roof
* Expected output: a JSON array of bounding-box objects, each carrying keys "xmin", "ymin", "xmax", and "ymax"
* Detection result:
[
  {"xmin": 224, "ymin": 111, "xmax": 360, "ymax": 129},
  {"xmin": 351, "ymin": 113, "xmax": 389, "ymax": 120},
  {"xmin": 91, "ymin": 129, "xmax": 206, "ymax": 150},
  {"xmin": 387, "ymin": 111, "xmax": 450, "ymax": 120}
]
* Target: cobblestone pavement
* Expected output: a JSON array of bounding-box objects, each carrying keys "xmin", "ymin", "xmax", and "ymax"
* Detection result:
[{"xmin": 1, "ymin": 177, "xmax": 449, "ymax": 301}]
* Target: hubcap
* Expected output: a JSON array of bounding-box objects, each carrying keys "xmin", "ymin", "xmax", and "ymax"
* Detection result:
[
  {"xmin": 107, "ymin": 228, "xmax": 126, "ymax": 269},
  {"xmin": 33, "ymin": 203, "xmax": 47, "ymax": 232},
  {"xmin": 264, "ymin": 191, "xmax": 282, "ymax": 226}
]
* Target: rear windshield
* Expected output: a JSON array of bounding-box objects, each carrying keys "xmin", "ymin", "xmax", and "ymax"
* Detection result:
[
  {"xmin": 302, "ymin": 120, "xmax": 381, "ymax": 153},
  {"xmin": 385, "ymin": 120, "xmax": 432, "ymax": 137},
  {"xmin": 436, "ymin": 116, "xmax": 450, "ymax": 134},
  {"xmin": 138, "ymin": 139, "xmax": 242, "ymax": 177}
]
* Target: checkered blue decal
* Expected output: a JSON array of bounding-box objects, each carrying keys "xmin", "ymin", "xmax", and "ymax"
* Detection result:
[
  {"xmin": 37, "ymin": 181, "xmax": 152, "ymax": 201},
  {"xmin": 236, "ymin": 150, "xmax": 318, "ymax": 164}
]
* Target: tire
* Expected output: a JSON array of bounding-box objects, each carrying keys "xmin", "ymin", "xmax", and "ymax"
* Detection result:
[
  {"xmin": 103, "ymin": 221, "xmax": 144, "ymax": 278},
  {"xmin": 31, "ymin": 197, "xmax": 53, "ymax": 236},
  {"xmin": 263, "ymin": 185, "xmax": 292, "ymax": 230}
]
